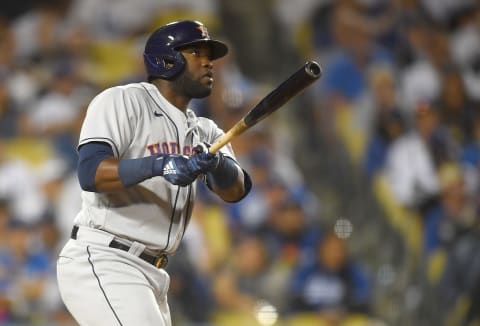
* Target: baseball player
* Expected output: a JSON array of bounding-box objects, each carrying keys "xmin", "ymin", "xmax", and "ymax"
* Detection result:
[{"xmin": 56, "ymin": 20, "xmax": 252, "ymax": 326}]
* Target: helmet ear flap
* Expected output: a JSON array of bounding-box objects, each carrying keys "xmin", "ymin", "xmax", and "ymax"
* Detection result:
[{"xmin": 143, "ymin": 51, "xmax": 186, "ymax": 80}]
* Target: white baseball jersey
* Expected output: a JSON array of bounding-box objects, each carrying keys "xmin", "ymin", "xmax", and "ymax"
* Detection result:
[{"xmin": 75, "ymin": 81, "xmax": 236, "ymax": 254}]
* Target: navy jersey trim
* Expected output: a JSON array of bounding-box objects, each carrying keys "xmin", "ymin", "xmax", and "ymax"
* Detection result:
[
  {"xmin": 79, "ymin": 137, "xmax": 120, "ymax": 158},
  {"xmin": 86, "ymin": 246, "xmax": 124, "ymax": 326},
  {"xmin": 140, "ymin": 84, "xmax": 177, "ymax": 125},
  {"xmin": 162, "ymin": 187, "xmax": 181, "ymax": 252},
  {"xmin": 180, "ymin": 184, "xmax": 193, "ymax": 240},
  {"xmin": 141, "ymin": 84, "xmax": 181, "ymax": 252},
  {"xmin": 180, "ymin": 132, "xmax": 195, "ymax": 240}
]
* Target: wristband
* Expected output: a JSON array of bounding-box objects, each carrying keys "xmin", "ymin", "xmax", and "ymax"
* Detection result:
[
  {"xmin": 206, "ymin": 156, "xmax": 239, "ymax": 190},
  {"xmin": 118, "ymin": 155, "xmax": 166, "ymax": 187}
]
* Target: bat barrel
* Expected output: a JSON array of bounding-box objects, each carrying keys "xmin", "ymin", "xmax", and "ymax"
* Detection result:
[
  {"xmin": 243, "ymin": 60, "xmax": 322, "ymax": 127},
  {"xmin": 209, "ymin": 60, "xmax": 323, "ymax": 154},
  {"xmin": 305, "ymin": 61, "xmax": 322, "ymax": 78}
]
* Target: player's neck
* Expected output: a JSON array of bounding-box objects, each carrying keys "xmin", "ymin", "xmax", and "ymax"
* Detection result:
[{"xmin": 151, "ymin": 80, "xmax": 189, "ymax": 112}]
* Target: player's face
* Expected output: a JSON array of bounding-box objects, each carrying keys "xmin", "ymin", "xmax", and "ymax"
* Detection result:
[{"xmin": 174, "ymin": 44, "xmax": 214, "ymax": 99}]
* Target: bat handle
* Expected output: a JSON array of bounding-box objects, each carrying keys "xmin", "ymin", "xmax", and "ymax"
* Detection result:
[{"xmin": 209, "ymin": 120, "xmax": 248, "ymax": 154}]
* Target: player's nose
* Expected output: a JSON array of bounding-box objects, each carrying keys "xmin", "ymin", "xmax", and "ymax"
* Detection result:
[{"xmin": 202, "ymin": 60, "xmax": 213, "ymax": 69}]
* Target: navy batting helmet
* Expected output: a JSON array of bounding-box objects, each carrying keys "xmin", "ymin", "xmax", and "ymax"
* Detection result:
[{"xmin": 143, "ymin": 20, "xmax": 228, "ymax": 80}]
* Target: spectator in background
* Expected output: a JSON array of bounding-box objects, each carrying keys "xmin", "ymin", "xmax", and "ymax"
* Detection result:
[
  {"xmin": 219, "ymin": 0, "xmax": 296, "ymax": 81},
  {"xmin": 0, "ymin": 155, "xmax": 49, "ymax": 226},
  {"xmin": 11, "ymin": 0, "xmax": 74, "ymax": 63},
  {"xmin": 399, "ymin": 24, "xmax": 451, "ymax": 116},
  {"xmin": 420, "ymin": 0, "xmax": 476, "ymax": 29},
  {"xmin": 358, "ymin": 64, "xmax": 407, "ymax": 179},
  {"xmin": 435, "ymin": 66, "xmax": 476, "ymax": 145},
  {"xmin": 462, "ymin": 111, "xmax": 480, "ymax": 196},
  {"xmin": 5, "ymin": 222, "xmax": 51, "ymax": 323},
  {"xmin": 383, "ymin": 101, "xmax": 456, "ymax": 213},
  {"xmin": 0, "ymin": 158, "xmax": 73, "ymax": 324},
  {"xmin": 0, "ymin": 0, "xmax": 478, "ymax": 324},
  {"xmin": 166, "ymin": 244, "xmax": 214, "ymax": 325},
  {"xmin": 228, "ymin": 126, "xmax": 318, "ymax": 233},
  {"xmin": 0, "ymin": 18, "xmax": 16, "ymax": 71},
  {"xmin": 1, "ymin": 17, "xmax": 41, "ymax": 116},
  {"xmin": 423, "ymin": 162, "xmax": 476, "ymax": 256},
  {"xmin": 0, "ymin": 72, "xmax": 20, "ymax": 138},
  {"xmin": 0, "ymin": 199, "xmax": 12, "ymax": 323},
  {"xmin": 436, "ymin": 223, "xmax": 480, "ymax": 325},
  {"xmin": 212, "ymin": 235, "xmax": 288, "ymax": 315},
  {"xmin": 19, "ymin": 59, "xmax": 87, "ymax": 170},
  {"xmin": 321, "ymin": 0, "xmax": 391, "ymax": 103},
  {"xmin": 448, "ymin": 2, "xmax": 480, "ymax": 103},
  {"xmin": 356, "ymin": 64, "xmax": 398, "ymax": 137},
  {"xmin": 364, "ymin": 109, "xmax": 406, "ymax": 180},
  {"xmin": 263, "ymin": 199, "xmax": 321, "ymax": 268},
  {"xmin": 51, "ymin": 169, "xmax": 82, "ymax": 250},
  {"xmin": 289, "ymin": 231, "xmax": 371, "ymax": 323},
  {"xmin": 227, "ymin": 148, "xmax": 274, "ymax": 232}
]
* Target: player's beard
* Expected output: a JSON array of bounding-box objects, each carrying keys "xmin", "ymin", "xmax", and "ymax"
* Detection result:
[{"xmin": 172, "ymin": 70, "xmax": 212, "ymax": 99}]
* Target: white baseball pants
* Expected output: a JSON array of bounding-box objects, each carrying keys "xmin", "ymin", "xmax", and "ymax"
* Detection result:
[{"xmin": 56, "ymin": 227, "xmax": 172, "ymax": 326}]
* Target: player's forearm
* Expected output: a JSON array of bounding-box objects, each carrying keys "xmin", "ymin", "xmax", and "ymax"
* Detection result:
[
  {"xmin": 79, "ymin": 142, "xmax": 163, "ymax": 192},
  {"xmin": 206, "ymin": 158, "xmax": 252, "ymax": 202},
  {"xmin": 94, "ymin": 157, "xmax": 126, "ymax": 192},
  {"xmin": 80, "ymin": 154, "xmax": 156, "ymax": 193},
  {"xmin": 94, "ymin": 155, "xmax": 165, "ymax": 192},
  {"xmin": 209, "ymin": 166, "xmax": 246, "ymax": 202}
]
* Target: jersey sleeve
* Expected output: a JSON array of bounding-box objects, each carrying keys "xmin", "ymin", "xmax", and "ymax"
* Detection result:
[
  {"xmin": 197, "ymin": 117, "xmax": 236, "ymax": 160},
  {"xmin": 197, "ymin": 117, "xmax": 253, "ymax": 201},
  {"xmin": 78, "ymin": 87, "xmax": 138, "ymax": 157}
]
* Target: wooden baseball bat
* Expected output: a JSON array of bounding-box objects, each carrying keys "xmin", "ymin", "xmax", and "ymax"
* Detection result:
[{"xmin": 209, "ymin": 60, "xmax": 322, "ymax": 154}]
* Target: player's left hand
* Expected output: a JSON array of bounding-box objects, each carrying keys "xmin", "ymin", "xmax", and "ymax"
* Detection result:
[
  {"xmin": 157, "ymin": 154, "xmax": 201, "ymax": 186},
  {"xmin": 189, "ymin": 142, "xmax": 222, "ymax": 173}
]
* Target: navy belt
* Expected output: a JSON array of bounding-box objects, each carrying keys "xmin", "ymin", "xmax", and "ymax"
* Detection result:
[{"xmin": 71, "ymin": 225, "xmax": 168, "ymax": 269}]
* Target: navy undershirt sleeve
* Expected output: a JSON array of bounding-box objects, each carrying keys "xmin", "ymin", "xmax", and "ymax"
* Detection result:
[
  {"xmin": 206, "ymin": 157, "xmax": 252, "ymax": 202},
  {"xmin": 77, "ymin": 142, "xmax": 114, "ymax": 192}
]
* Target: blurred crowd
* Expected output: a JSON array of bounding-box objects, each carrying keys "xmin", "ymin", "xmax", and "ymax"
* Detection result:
[
  {"xmin": 303, "ymin": 0, "xmax": 480, "ymax": 325},
  {"xmin": 0, "ymin": 0, "xmax": 479, "ymax": 325}
]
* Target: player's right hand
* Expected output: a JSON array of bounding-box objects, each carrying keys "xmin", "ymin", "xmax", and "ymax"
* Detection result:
[
  {"xmin": 189, "ymin": 142, "xmax": 222, "ymax": 173},
  {"xmin": 155, "ymin": 154, "xmax": 201, "ymax": 187}
]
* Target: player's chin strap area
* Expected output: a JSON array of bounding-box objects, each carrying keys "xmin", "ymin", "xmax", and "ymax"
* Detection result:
[{"xmin": 70, "ymin": 225, "xmax": 168, "ymax": 269}]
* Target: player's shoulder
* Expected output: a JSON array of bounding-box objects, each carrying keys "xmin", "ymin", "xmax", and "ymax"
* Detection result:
[
  {"xmin": 196, "ymin": 116, "xmax": 220, "ymax": 131},
  {"xmin": 90, "ymin": 82, "xmax": 149, "ymax": 103},
  {"xmin": 115, "ymin": 81, "xmax": 152, "ymax": 93},
  {"xmin": 194, "ymin": 116, "xmax": 225, "ymax": 142}
]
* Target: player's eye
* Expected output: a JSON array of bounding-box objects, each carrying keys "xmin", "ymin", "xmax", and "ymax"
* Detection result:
[{"xmin": 190, "ymin": 49, "xmax": 200, "ymax": 56}]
